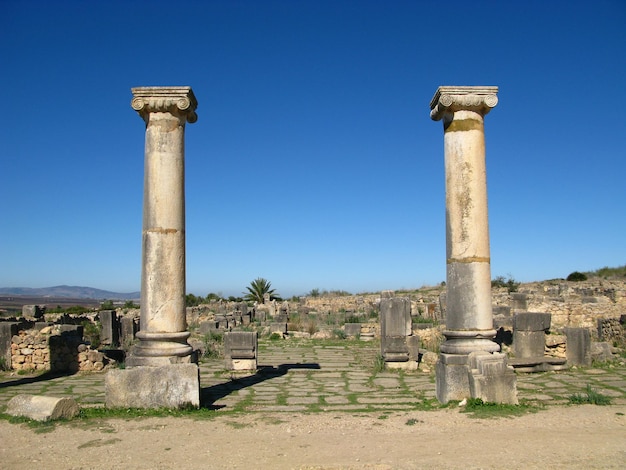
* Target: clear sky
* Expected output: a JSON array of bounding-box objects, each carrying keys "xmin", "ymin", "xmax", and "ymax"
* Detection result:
[{"xmin": 1, "ymin": 0, "xmax": 625, "ymax": 298}]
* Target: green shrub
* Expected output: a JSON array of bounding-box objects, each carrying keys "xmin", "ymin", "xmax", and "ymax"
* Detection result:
[
  {"xmin": 306, "ymin": 321, "xmax": 318, "ymax": 335},
  {"xmin": 491, "ymin": 275, "xmax": 520, "ymax": 293},
  {"xmin": 201, "ymin": 332, "xmax": 223, "ymax": 359},
  {"xmin": 82, "ymin": 320, "xmax": 101, "ymax": 349},
  {"xmin": 269, "ymin": 332, "xmax": 283, "ymax": 341},
  {"xmin": 332, "ymin": 329, "xmax": 347, "ymax": 340},
  {"xmin": 567, "ymin": 271, "xmax": 588, "ymax": 282}
]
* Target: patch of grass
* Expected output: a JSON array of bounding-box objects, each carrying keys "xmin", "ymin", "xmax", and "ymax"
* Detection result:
[
  {"xmin": 568, "ymin": 385, "xmax": 612, "ymax": 406},
  {"xmin": 0, "ymin": 413, "xmax": 65, "ymax": 433},
  {"xmin": 269, "ymin": 332, "xmax": 283, "ymax": 341},
  {"xmin": 276, "ymin": 392, "xmax": 288, "ymax": 406},
  {"xmin": 346, "ymin": 393, "xmax": 358, "ymax": 405},
  {"xmin": 462, "ymin": 398, "xmax": 539, "ymax": 419},
  {"xmin": 413, "ymin": 397, "xmax": 440, "ymax": 411},
  {"xmin": 372, "ymin": 353, "xmax": 385, "ymax": 374},
  {"xmin": 257, "ymin": 416, "xmax": 286, "ymax": 425},
  {"xmin": 224, "ymin": 421, "xmax": 248, "ymax": 429},
  {"xmin": 405, "ymin": 418, "xmax": 422, "ymax": 425},
  {"xmin": 74, "ymin": 405, "xmax": 217, "ymax": 422}
]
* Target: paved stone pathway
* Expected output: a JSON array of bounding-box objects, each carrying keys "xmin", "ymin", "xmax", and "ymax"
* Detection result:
[{"xmin": 1, "ymin": 341, "xmax": 625, "ymax": 412}]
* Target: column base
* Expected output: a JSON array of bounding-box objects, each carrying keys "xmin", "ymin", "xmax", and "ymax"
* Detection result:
[
  {"xmin": 126, "ymin": 330, "xmax": 195, "ymax": 367},
  {"xmin": 436, "ymin": 353, "xmax": 470, "ymax": 403},
  {"xmin": 105, "ymin": 363, "xmax": 200, "ymax": 409},
  {"xmin": 440, "ymin": 329, "xmax": 500, "ymax": 354},
  {"xmin": 435, "ymin": 351, "xmax": 519, "ymax": 404},
  {"xmin": 468, "ymin": 351, "xmax": 518, "ymax": 404}
]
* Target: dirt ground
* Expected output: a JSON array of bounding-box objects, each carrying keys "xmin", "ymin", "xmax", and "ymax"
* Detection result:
[{"xmin": 1, "ymin": 405, "xmax": 624, "ymax": 469}]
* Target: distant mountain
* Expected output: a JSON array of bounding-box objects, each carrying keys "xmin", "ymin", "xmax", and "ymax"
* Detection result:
[{"xmin": 0, "ymin": 285, "xmax": 140, "ymax": 300}]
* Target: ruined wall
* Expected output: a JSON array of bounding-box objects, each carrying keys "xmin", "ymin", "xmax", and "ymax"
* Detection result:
[
  {"xmin": 10, "ymin": 326, "xmax": 109, "ymax": 372},
  {"xmin": 494, "ymin": 279, "xmax": 626, "ymax": 332}
]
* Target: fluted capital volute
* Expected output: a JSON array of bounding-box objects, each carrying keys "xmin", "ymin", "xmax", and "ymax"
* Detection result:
[
  {"xmin": 430, "ymin": 86, "xmax": 498, "ymax": 121},
  {"xmin": 131, "ymin": 86, "xmax": 198, "ymax": 123}
]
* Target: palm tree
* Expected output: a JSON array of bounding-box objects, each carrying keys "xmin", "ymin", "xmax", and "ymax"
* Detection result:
[{"xmin": 243, "ymin": 277, "xmax": 281, "ymax": 304}]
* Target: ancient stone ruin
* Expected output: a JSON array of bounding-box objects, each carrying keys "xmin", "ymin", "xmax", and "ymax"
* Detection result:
[
  {"xmin": 430, "ymin": 86, "xmax": 517, "ymax": 404},
  {"xmin": 106, "ymin": 86, "xmax": 200, "ymax": 409}
]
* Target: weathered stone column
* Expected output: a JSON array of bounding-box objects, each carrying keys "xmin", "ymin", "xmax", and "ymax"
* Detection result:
[
  {"xmin": 430, "ymin": 86, "xmax": 517, "ymax": 404},
  {"xmin": 106, "ymin": 87, "xmax": 200, "ymax": 409},
  {"xmin": 430, "ymin": 86, "xmax": 499, "ymax": 356},
  {"xmin": 129, "ymin": 86, "xmax": 197, "ymax": 365}
]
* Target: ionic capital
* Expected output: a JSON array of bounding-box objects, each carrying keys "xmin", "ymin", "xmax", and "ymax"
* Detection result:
[
  {"xmin": 430, "ymin": 86, "xmax": 498, "ymax": 121},
  {"xmin": 131, "ymin": 86, "xmax": 198, "ymax": 124}
]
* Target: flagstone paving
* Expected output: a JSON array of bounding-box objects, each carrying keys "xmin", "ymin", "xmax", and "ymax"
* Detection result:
[{"xmin": 1, "ymin": 340, "xmax": 625, "ymax": 413}]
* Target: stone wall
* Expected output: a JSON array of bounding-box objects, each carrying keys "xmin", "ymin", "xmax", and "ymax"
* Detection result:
[
  {"xmin": 10, "ymin": 325, "xmax": 109, "ymax": 372},
  {"xmin": 497, "ymin": 279, "xmax": 626, "ymax": 333}
]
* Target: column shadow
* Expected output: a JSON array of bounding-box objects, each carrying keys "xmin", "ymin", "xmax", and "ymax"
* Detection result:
[
  {"xmin": 200, "ymin": 362, "xmax": 321, "ymax": 409},
  {"xmin": 0, "ymin": 370, "xmax": 74, "ymax": 389}
]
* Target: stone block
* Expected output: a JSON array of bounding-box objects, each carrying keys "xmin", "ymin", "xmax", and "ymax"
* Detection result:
[
  {"xmin": 224, "ymin": 331, "xmax": 257, "ymax": 371},
  {"xmin": 467, "ymin": 351, "xmax": 518, "ymax": 404},
  {"xmin": 438, "ymin": 292, "xmax": 447, "ymax": 323},
  {"xmin": 344, "ymin": 323, "xmax": 361, "ymax": 337},
  {"xmin": 513, "ymin": 312, "xmax": 551, "ymax": 332},
  {"xmin": 406, "ymin": 335, "xmax": 421, "ymax": 361},
  {"xmin": 270, "ymin": 323, "xmax": 287, "ymax": 334},
  {"xmin": 510, "ymin": 293, "xmax": 528, "ymax": 311},
  {"xmin": 105, "ymin": 364, "xmax": 200, "ymax": 409},
  {"xmin": 120, "ymin": 316, "xmax": 138, "ymax": 348},
  {"xmin": 591, "ymin": 342, "xmax": 614, "ymax": 362},
  {"xmin": 492, "ymin": 305, "xmax": 511, "ymax": 317},
  {"xmin": 99, "ymin": 310, "xmax": 119, "ymax": 346},
  {"xmin": 382, "ymin": 336, "xmax": 409, "ymax": 362},
  {"xmin": 513, "ymin": 330, "xmax": 545, "ymax": 358},
  {"xmin": 216, "ymin": 314, "xmax": 231, "ymax": 329},
  {"xmin": 22, "ymin": 305, "xmax": 45, "ymax": 319},
  {"xmin": 565, "ymin": 328, "xmax": 591, "ymax": 366},
  {"xmin": 198, "ymin": 321, "xmax": 219, "ymax": 334},
  {"xmin": 380, "ymin": 297, "xmax": 411, "ymax": 337},
  {"xmin": 7, "ymin": 394, "xmax": 79, "ymax": 421},
  {"xmin": 256, "ymin": 309, "xmax": 267, "ymax": 323},
  {"xmin": 0, "ymin": 322, "xmax": 18, "ymax": 368},
  {"xmin": 436, "ymin": 353, "xmax": 470, "ymax": 403}
]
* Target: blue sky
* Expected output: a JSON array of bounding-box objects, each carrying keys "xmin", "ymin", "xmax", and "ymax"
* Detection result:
[{"xmin": 1, "ymin": 1, "xmax": 625, "ymax": 298}]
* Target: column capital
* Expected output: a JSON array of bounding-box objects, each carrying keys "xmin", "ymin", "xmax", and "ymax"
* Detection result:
[
  {"xmin": 430, "ymin": 86, "xmax": 498, "ymax": 121},
  {"xmin": 131, "ymin": 86, "xmax": 198, "ymax": 123}
]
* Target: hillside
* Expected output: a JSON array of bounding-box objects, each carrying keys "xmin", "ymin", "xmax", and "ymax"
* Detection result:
[{"xmin": 0, "ymin": 285, "xmax": 139, "ymax": 300}]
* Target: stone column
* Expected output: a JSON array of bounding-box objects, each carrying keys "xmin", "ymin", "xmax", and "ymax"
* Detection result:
[
  {"xmin": 106, "ymin": 87, "xmax": 200, "ymax": 410},
  {"xmin": 430, "ymin": 86, "xmax": 517, "ymax": 404},
  {"xmin": 129, "ymin": 86, "xmax": 198, "ymax": 366},
  {"xmin": 430, "ymin": 86, "xmax": 499, "ymax": 356}
]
